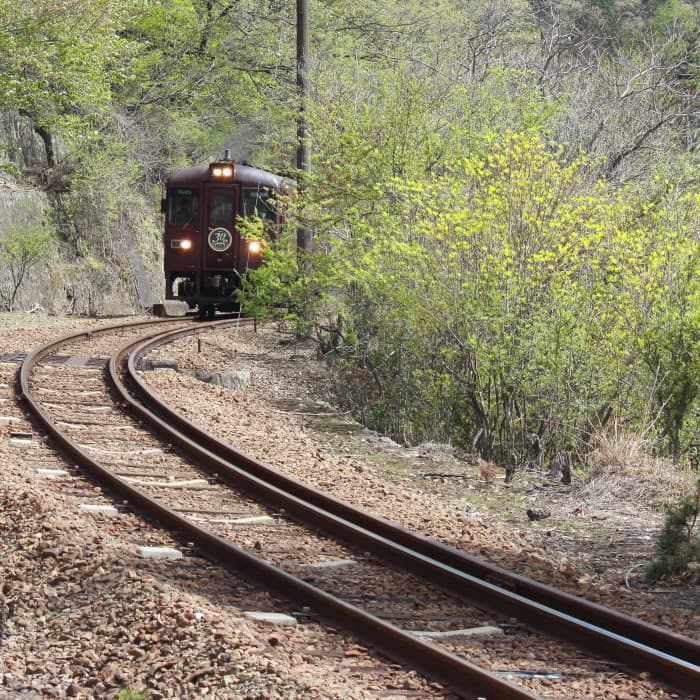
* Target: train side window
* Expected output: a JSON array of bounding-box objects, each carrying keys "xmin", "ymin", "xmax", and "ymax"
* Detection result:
[
  {"xmin": 242, "ymin": 188, "xmax": 276, "ymax": 222},
  {"xmin": 169, "ymin": 189, "xmax": 199, "ymax": 226}
]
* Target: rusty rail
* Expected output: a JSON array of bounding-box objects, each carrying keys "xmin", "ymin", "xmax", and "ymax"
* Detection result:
[
  {"xmin": 120, "ymin": 325, "xmax": 700, "ymax": 696},
  {"xmin": 19, "ymin": 319, "xmax": 538, "ymax": 700}
]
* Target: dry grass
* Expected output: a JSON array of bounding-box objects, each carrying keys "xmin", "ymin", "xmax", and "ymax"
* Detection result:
[
  {"xmin": 478, "ymin": 458, "xmax": 499, "ymax": 483},
  {"xmin": 580, "ymin": 428, "xmax": 696, "ymax": 511},
  {"xmin": 587, "ymin": 428, "xmax": 660, "ymax": 475}
]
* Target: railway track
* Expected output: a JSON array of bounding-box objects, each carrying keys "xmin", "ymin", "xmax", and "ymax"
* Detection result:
[{"xmin": 16, "ymin": 318, "xmax": 700, "ymax": 699}]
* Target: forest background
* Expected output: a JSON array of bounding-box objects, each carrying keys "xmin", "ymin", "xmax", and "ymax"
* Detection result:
[{"xmin": 1, "ymin": 0, "xmax": 699, "ymax": 489}]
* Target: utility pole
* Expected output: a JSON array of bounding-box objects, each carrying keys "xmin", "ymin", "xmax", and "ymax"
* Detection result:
[{"xmin": 296, "ymin": 0, "xmax": 311, "ymax": 258}]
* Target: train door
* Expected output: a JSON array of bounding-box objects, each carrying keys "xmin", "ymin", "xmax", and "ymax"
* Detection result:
[{"xmin": 203, "ymin": 184, "xmax": 240, "ymax": 271}]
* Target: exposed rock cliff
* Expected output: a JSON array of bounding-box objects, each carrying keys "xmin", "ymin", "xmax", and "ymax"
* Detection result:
[{"xmin": 0, "ymin": 112, "xmax": 158, "ymax": 314}]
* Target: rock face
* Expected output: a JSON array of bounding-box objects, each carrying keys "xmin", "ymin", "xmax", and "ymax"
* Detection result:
[
  {"xmin": 0, "ymin": 185, "xmax": 48, "ymax": 231},
  {"xmin": 0, "ymin": 113, "xmax": 52, "ymax": 311},
  {"xmin": 0, "ymin": 113, "xmax": 50, "ymax": 235},
  {"xmin": 0, "ymin": 112, "xmax": 47, "ymax": 170},
  {"xmin": 0, "ymin": 110, "xmax": 159, "ymax": 314}
]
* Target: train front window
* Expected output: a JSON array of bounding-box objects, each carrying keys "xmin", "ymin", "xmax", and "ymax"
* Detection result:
[
  {"xmin": 210, "ymin": 193, "xmax": 233, "ymax": 226},
  {"xmin": 242, "ymin": 188, "xmax": 276, "ymax": 222},
  {"xmin": 169, "ymin": 189, "xmax": 199, "ymax": 226}
]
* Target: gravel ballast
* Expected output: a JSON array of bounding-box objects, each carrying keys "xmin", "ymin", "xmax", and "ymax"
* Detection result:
[{"xmin": 1, "ymin": 314, "xmax": 698, "ymax": 699}]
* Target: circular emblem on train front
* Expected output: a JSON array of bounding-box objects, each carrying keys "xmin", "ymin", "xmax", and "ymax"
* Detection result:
[{"xmin": 208, "ymin": 227, "xmax": 232, "ymax": 252}]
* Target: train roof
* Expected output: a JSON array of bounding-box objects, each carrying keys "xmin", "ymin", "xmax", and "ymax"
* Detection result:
[{"xmin": 166, "ymin": 162, "xmax": 290, "ymax": 191}]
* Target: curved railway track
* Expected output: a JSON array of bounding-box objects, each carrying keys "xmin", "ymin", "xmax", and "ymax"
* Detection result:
[{"xmin": 17, "ymin": 318, "xmax": 700, "ymax": 699}]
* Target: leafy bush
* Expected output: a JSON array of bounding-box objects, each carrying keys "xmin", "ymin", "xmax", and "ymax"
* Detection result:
[
  {"xmin": 250, "ymin": 119, "xmax": 700, "ymax": 476},
  {"xmin": 0, "ymin": 220, "xmax": 55, "ymax": 311},
  {"xmin": 646, "ymin": 479, "xmax": 700, "ymax": 582}
]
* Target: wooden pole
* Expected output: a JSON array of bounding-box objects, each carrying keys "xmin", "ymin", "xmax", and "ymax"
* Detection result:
[{"xmin": 296, "ymin": 0, "xmax": 311, "ymax": 259}]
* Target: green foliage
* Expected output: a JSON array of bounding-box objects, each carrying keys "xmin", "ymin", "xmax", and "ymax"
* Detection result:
[
  {"xmin": 111, "ymin": 0, "xmax": 298, "ymax": 166},
  {"xmin": 622, "ymin": 187, "xmax": 700, "ymax": 461},
  {"xmin": 311, "ymin": 133, "xmax": 608, "ymax": 454},
  {"xmin": 0, "ymin": 161, "xmax": 20, "ymax": 178},
  {"xmin": 0, "ymin": 1, "xmax": 133, "ymax": 133},
  {"xmin": 2, "ymin": 0, "xmax": 700, "ymax": 480},
  {"xmin": 237, "ymin": 215, "xmax": 307, "ymax": 322},
  {"xmin": 646, "ymin": 479, "xmax": 700, "ymax": 581},
  {"xmin": 242, "ymin": 0, "xmax": 700, "ymax": 467},
  {"xmin": 264, "ymin": 120, "xmax": 700, "ymax": 471},
  {"xmin": 649, "ymin": 0, "xmax": 698, "ymax": 33}
]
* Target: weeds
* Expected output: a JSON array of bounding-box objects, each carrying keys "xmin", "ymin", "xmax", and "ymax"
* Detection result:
[{"xmin": 117, "ymin": 690, "xmax": 150, "ymax": 700}]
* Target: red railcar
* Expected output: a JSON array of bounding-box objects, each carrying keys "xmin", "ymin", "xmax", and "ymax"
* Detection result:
[{"xmin": 162, "ymin": 155, "xmax": 287, "ymax": 318}]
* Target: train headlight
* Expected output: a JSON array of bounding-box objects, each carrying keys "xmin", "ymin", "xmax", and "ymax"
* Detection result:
[
  {"xmin": 171, "ymin": 239, "xmax": 192, "ymax": 250},
  {"xmin": 248, "ymin": 240, "xmax": 262, "ymax": 254},
  {"xmin": 210, "ymin": 163, "xmax": 234, "ymax": 179}
]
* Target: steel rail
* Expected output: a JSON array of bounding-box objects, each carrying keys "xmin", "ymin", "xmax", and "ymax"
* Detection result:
[
  {"xmin": 120, "ymin": 330, "xmax": 700, "ymax": 695},
  {"xmin": 126, "ymin": 327, "xmax": 700, "ymax": 663},
  {"xmin": 18, "ymin": 322, "xmax": 539, "ymax": 700}
]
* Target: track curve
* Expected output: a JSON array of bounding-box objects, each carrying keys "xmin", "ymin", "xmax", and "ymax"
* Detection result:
[
  {"xmin": 120, "ymin": 325, "xmax": 700, "ymax": 697},
  {"xmin": 17, "ymin": 318, "xmax": 700, "ymax": 699},
  {"xmin": 19, "ymin": 318, "xmax": 533, "ymax": 699}
]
